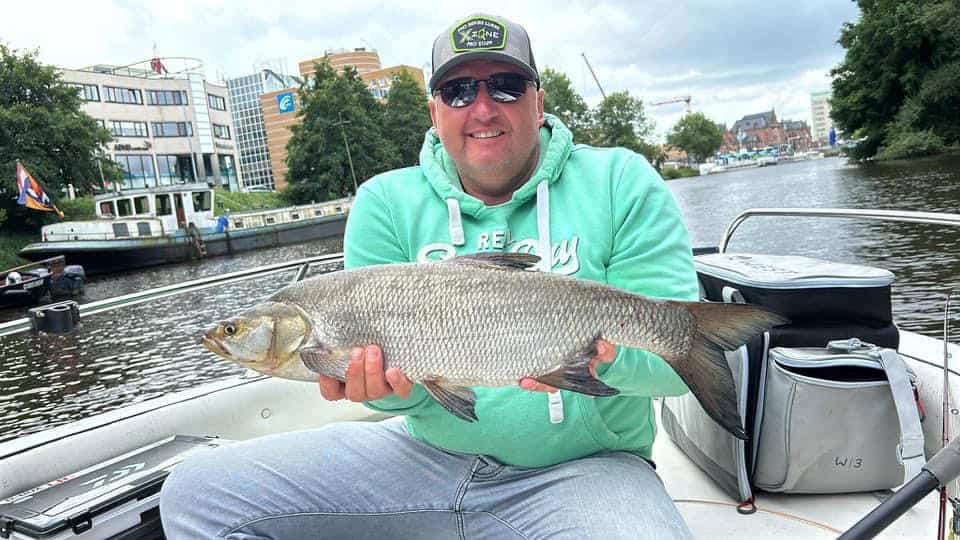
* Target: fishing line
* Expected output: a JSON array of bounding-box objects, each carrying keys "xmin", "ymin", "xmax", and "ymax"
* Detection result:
[{"xmin": 671, "ymin": 498, "xmax": 842, "ymax": 534}]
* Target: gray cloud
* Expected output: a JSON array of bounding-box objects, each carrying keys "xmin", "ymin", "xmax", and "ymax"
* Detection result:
[{"xmin": 5, "ymin": 1, "xmax": 860, "ymax": 137}]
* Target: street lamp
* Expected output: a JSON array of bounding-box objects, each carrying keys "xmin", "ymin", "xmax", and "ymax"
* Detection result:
[{"xmin": 334, "ymin": 112, "xmax": 359, "ymax": 196}]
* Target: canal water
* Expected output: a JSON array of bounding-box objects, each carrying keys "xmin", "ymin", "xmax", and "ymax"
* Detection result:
[{"xmin": 2, "ymin": 155, "xmax": 959, "ymax": 443}]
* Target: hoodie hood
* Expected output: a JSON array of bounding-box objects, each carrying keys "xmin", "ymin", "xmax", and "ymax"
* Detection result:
[{"xmin": 418, "ymin": 113, "xmax": 574, "ymax": 217}]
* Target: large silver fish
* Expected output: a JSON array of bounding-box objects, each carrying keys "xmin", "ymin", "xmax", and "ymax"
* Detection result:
[{"xmin": 201, "ymin": 253, "xmax": 787, "ymax": 438}]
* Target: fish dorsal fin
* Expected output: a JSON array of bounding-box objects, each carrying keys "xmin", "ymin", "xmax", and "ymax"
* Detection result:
[{"xmin": 446, "ymin": 252, "xmax": 540, "ymax": 271}]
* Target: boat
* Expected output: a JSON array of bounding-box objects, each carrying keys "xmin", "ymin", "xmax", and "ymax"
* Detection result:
[
  {"xmin": 1, "ymin": 208, "xmax": 959, "ymax": 538},
  {"xmin": 18, "ymin": 183, "xmax": 352, "ymax": 275},
  {"xmin": 0, "ymin": 256, "xmax": 84, "ymax": 309}
]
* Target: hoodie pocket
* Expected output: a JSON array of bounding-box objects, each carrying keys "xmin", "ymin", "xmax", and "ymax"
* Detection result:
[{"xmin": 575, "ymin": 394, "xmax": 622, "ymax": 450}]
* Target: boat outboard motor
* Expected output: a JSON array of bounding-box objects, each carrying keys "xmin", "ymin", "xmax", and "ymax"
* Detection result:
[{"xmin": 50, "ymin": 265, "xmax": 85, "ymax": 298}]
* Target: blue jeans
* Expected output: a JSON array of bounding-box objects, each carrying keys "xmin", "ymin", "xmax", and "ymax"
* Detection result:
[{"xmin": 160, "ymin": 417, "xmax": 691, "ymax": 539}]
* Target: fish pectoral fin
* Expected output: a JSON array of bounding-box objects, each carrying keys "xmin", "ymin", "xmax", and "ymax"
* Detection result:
[
  {"xmin": 446, "ymin": 252, "xmax": 540, "ymax": 271},
  {"xmin": 422, "ymin": 380, "xmax": 478, "ymax": 422},
  {"xmin": 300, "ymin": 342, "xmax": 344, "ymax": 381},
  {"xmin": 534, "ymin": 344, "xmax": 620, "ymax": 397}
]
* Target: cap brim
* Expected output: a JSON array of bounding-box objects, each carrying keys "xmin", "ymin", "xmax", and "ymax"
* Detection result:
[{"xmin": 429, "ymin": 51, "xmax": 538, "ymax": 92}]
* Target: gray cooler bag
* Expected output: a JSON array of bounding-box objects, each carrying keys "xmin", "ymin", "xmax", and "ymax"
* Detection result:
[
  {"xmin": 753, "ymin": 339, "xmax": 925, "ymax": 493},
  {"xmin": 662, "ymin": 253, "xmax": 907, "ymax": 504}
]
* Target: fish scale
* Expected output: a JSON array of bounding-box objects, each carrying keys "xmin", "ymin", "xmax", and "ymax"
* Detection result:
[{"xmin": 204, "ymin": 252, "xmax": 788, "ymax": 437}]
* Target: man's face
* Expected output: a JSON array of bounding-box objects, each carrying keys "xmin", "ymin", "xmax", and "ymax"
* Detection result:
[{"xmin": 429, "ymin": 60, "xmax": 545, "ymax": 204}]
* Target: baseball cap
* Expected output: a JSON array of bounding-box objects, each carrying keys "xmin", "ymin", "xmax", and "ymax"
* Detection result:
[{"xmin": 429, "ymin": 14, "xmax": 539, "ymax": 92}]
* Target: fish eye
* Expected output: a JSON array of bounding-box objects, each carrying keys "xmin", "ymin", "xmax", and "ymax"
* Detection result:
[{"xmin": 223, "ymin": 323, "xmax": 237, "ymax": 336}]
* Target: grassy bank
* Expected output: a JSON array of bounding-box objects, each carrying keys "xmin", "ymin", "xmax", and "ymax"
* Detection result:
[
  {"xmin": 660, "ymin": 167, "xmax": 700, "ymax": 180},
  {"xmin": 214, "ymin": 190, "xmax": 287, "ymax": 214},
  {"xmin": 0, "ymin": 231, "xmax": 35, "ymax": 270}
]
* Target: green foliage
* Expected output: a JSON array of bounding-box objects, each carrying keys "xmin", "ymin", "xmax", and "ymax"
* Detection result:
[
  {"xmin": 214, "ymin": 190, "xmax": 286, "ymax": 214},
  {"xmin": 383, "ymin": 70, "xmax": 432, "ymax": 167},
  {"xmin": 0, "ymin": 45, "xmax": 118, "ymax": 230},
  {"xmin": 285, "ymin": 62, "xmax": 401, "ymax": 204},
  {"xmin": 591, "ymin": 91, "xmax": 658, "ymax": 162},
  {"xmin": 875, "ymin": 129, "xmax": 945, "ymax": 160},
  {"xmin": 667, "ymin": 112, "xmax": 725, "ymax": 163},
  {"xmin": 56, "ymin": 196, "xmax": 95, "ymax": 220},
  {"xmin": 540, "ymin": 68, "xmax": 592, "ymax": 143},
  {"xmin": 831, "ymin": 0, "xmax": 960, "ymax": 159},
  {"xmin": 0, "ymin": 230, "xmax": 33, "ymax": 270},
  {"xmin": 660, "ymin": 167, "xmax": 700, "ymax": 180}
]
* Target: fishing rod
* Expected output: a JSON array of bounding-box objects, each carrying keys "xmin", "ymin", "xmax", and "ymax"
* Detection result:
[
  {"xmin": 942, "ymin": 294, "xmax": 951, "ymax": 540},
  {"xmin": 840, "ymin": 294, "xmax": 956, "ymax": 539}
]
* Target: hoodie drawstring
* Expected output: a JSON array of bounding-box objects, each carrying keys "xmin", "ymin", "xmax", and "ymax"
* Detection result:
[
  {"xmin": 536, "ymin": 181, "xmax": 552, "ymax": 274},
  {"xmin": 446, "ymin": 198, "xmax": 465, "ymax": 246}
]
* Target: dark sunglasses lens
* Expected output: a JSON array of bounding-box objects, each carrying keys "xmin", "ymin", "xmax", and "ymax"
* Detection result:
[
  {"xmin": 439, "ymin": 78, "xmax": 478, "ymax": 108},
  {"xmin": 487, "ymin": 74, "xmax": 529, "ymax": 101}
]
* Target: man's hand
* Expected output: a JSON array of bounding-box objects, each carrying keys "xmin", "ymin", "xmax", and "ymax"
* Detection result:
[
  {"xmin": 519, "ymin": 339, "xmax": 617, "ymax": 393},
  {"xmin": 318, "ymin": 345, "xmax": 414, "ymax": 402}
]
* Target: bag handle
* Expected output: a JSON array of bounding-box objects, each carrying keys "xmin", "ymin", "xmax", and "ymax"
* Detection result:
[{"xmin": 828, "ymin": 339, "xmax": 926, "ymax": 484}]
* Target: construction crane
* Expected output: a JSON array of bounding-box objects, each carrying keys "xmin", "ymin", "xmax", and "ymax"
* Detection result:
[
  {"xmin": 650, "ymin": 96, "xmax": 693, "ymax": 114},
  {"xmin": 580, "ymin": 53, "xmax": 606, "ymax": 99}
]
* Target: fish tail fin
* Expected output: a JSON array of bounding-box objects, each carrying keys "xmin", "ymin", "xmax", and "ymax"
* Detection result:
[
  {"xmin": 535, "ymin": 339, "xmax": 620, "ymax": 397},
  {"xmin": 667, "ymin": 302, "xmax": 788, "ymax": 440}
]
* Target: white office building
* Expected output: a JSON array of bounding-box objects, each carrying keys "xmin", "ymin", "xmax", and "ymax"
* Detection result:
[
  {"xmin": 810, "ymin": 91, "xmax": 834, "ymax": 144},
  {"xmin": 61, "ymin": 57, "xmax": 242, "ymax": 191}
]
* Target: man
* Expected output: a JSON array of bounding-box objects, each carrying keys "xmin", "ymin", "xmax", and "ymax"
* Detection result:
[{"xmin": 161, "ymin": 13, "xmax": 696, "ymax": 538}]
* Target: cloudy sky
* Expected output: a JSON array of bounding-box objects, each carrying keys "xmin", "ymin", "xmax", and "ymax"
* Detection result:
[{"xmin": 5, "ymin": 0, "xmax": 859, "ymax": 141}]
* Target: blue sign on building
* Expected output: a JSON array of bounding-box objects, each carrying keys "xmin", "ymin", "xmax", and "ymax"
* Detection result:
[{"xmin": 277, "ymin": 92, "xmax": 295, "ymax": 113}]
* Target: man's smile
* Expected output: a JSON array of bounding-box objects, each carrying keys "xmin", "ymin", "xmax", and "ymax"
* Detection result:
[{"xmin": 469, "ymin": 130, "xmax": 505, "ymax": 139}]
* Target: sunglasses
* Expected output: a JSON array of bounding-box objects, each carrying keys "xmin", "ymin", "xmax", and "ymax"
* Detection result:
[{"xmin": 434, "ymin": 72, "xmax": 535, "ymax": 108}]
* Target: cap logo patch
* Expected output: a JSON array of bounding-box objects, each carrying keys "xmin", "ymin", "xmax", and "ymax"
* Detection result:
[{"xmin": 451, "ymin": 18, "xmax": 507, "ymax": 52}]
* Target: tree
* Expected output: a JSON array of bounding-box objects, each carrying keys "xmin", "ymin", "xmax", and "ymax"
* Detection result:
[
  {"xmin": 591, "ymin": 91, "xmax": 658, "ymax": 162},
  {"xmin": 383, "ymin": 70, "xmax": 432, "ymax": 167},
  {"xmin": 540, "ymin": 68, "xmax": 592, "ymax": 143},
  {"xmin": 0, "ymin": 45, "xmax": 116, "ymax": 229},
  {"xmin": 285, "ymin": 62, "xmax": 400, "ymax": 203},
  {"xmin": 830, "ymin": 0, "xmax": 960, "ymax": 159},
  {"xmin": 667, "ymin": 112, "xmax": 725, "ymax": 163}
]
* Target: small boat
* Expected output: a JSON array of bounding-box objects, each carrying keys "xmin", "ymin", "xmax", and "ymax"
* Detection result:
[
  {"xmin": 1, "ymin": 209, "xmax": 959, "ymax": 538},
  {"xmin": 18, "ymin": 183, "xmax": 352, "ymax": 275},
  {"xmin": 0, "ymin": 256, "xmax": 84, "ymax": 308}
]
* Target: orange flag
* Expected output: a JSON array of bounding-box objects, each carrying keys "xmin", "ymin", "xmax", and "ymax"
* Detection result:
[{"xmin": 16, "ymin": 162, "xmax": 64, "ymax": 219}]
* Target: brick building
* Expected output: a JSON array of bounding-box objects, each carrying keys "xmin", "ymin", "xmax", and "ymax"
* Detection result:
[{"xmin": 719, "ymin": 110, "xmax": 813, "ymax": 154}]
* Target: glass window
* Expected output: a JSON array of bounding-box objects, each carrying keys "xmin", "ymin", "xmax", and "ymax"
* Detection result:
[
  {"xmin": 133, "ymin": 196, "xmax": 149, "ymax": 214},
  {"xmin": 111, "ymin": 120, "xmax": 148, "ymax": 138},
  {"xmin": 207, "ymin": 94, "xmax": 227, "ymax": 110},
  {"xmin": 147, "ymin": 89, "xmax": 187, "ymax": 105},
  {"xmin": 117, "ymin": 198, "xmax": 133, "ymax": 217},
  {"xmin": 137, "ymin": 222, "xmax": 152, "ymax": 236},
  {"xmin": 114, "ymin": 154, "xmax": 155, "ymax": 189},
  {"xmin": 152, "ymin": 122, "xmax": 193, "ymax": 137},
  {"xmin": 155, "ymin": 194, "xmax": 173, "ymax": 216},
  {"xmin": 99, "ymin": 201, "xmax": 115, "ymax": 217},
  {"xmin": 213, "ymin": 124, "xmax": 231, "ymax": 139},
  {"xmin": 112, "ymin": 223, "xmax": 130, "ymax": 237},
  {"xmin": 104, "ymin": 86, "xmax": 143, "ymax": 105},
  {"xmin": 192, "ymin": 191, "xmax": 211, "ymax": 212},
  {"xmin": 157, "ymin": 155, "xmax": 194, "ymax": 184},
  {"xmin": 67, "ymin": 83, "xmax": 100, "ymax": 101}
]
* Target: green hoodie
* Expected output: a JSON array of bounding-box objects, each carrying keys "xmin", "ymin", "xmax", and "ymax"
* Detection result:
[{"xmin": 343, "ymin": 114, "xmax": 697, "ymax": 467}]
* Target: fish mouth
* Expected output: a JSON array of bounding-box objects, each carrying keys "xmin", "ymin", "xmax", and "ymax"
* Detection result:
[{"xmin": 201, "ymin": 335, "xmax": 231, "ymax": 358}]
